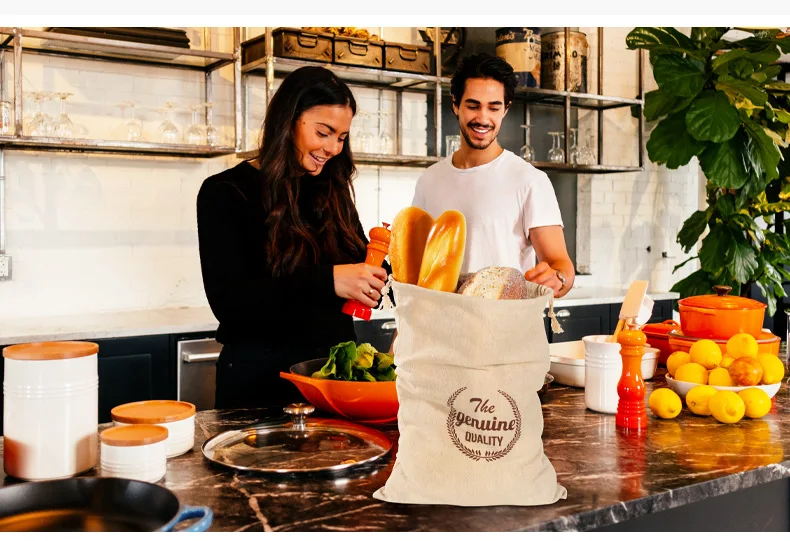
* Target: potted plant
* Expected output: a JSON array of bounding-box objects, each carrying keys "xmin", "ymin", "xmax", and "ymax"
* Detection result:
[{"xmin": 626, "ymin": 27, "xmax": 790, "ymax": 315}]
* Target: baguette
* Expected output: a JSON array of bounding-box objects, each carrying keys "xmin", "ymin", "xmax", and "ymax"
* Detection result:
[
  {"xmin": 417, "ymin": 210, "xmax": 467, "ymax": 292},
  {"xmin": 389, "ymin": 207, "xmax": 435, "ymax": 285}
]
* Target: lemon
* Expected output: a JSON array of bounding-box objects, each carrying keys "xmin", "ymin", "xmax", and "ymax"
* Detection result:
[
  {"xmin": 709, "ymin": 390, "xmax": 746, "ymax": 424},
  {"xmin": 726, "ymin": 333, "xmax": 759, "ymax": 360},
  {"xmin": 708, "ymin": 367, "xmax": 734, "ymax": 387},
  {"xmin": 720, "ymin": 354, "xmax": 735, "ymax": 369},
  {"xmin": 675, "ymin": 362, "xmax": 709, "ymax": 385},
  {"xmin": 738, "ymin": 388, "xmax": 772, "ymax": 419},
  {"xmin": 648, "ymin": 388, "xmax": 682, "ymax": 419},
  {"xmin": 666, "ymin": 351, "xmax": 691, "ymax": 377},
  {"xmin": 755, "ymin": 353, "xmax": 785, "ymax": 385},
  {"xmin": 689, "ymin": 339, "xmax": 723, "ymax": 369},
  {"xmin": 685, "ymin": 385, "xmax": 718, "ymax": 416}
]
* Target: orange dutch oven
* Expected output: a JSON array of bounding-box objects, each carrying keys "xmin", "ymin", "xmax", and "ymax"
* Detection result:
[
  {"xmin": 641, "ymin": 320, "xmax": 681, "ymax": 365},
  {"xmin": 677, "ymin": 285, "xmax": 766, "ymax": 340}
]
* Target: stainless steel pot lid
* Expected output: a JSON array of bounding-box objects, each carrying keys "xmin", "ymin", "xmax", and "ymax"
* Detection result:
[{"xmin": 201, "ymin": 404, "xmax": 392, "ymax": 474}]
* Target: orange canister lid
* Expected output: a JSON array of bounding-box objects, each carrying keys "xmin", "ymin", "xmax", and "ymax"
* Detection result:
[
  {"xmin": 111, "ymin": 400, "xmax": 196, "ymax": 424},
  {"xmin": 677, "ymin": 285, "xmax": 766, "ymax": 311},
  {"xmin": 101, "ymin": 425, "xmax": 169, "ymax": 447},
  {"xmin": 2, "ymin": 341, "xmax": 99, "ymax": 361}
]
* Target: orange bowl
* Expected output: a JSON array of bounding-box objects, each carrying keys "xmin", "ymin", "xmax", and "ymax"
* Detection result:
[
  {"xmin": 280, "ymin": 358, "xmax": 398, "ymax": 424},
  {"xmin": 667, "ymin": 329, "xmax": 781, "ymax": 357}
]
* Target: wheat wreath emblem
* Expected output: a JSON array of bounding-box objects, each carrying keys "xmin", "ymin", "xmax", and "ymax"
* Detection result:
[{"xmin": 445, "ymin": 387, "xmax": 522, "ymax": 462}]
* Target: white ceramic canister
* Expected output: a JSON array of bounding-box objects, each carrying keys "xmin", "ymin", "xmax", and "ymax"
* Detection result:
[
  {"xmin": 582, "ymin": 335, "xmax": 624, "ymax": 414},
  {"xmin": 2, "ymin": 341, "xmax": 99, "ymax": 480},
  {"xmin": 111, "ymin": 400, "xmax": 196, "ymax": 458},
  {"xmin": 100, "ymin": 424, "xmax": 168, "ymax": 483}
]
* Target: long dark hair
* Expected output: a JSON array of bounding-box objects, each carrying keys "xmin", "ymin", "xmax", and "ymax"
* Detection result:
[{"xmin": 257, "ymin": 66, "xmax": 367, "ymax": 277}]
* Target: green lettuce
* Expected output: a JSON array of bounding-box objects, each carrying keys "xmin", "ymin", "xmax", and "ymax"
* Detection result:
[{"xmin": 312, "ymin": 342, "xmax": 397, "ymax": 382}]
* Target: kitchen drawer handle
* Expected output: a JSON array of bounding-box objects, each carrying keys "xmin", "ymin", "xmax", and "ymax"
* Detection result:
[
  {"xmin": 555, "ymin": 309, "xmax": 571, "ymax": 318},
  {"xmin": 182, "ymin": 352, "xmax": 220, "ymax": 363},
  {"xmin": 381, "ymin": 321, "xmax": 397, "ymax": 331}
]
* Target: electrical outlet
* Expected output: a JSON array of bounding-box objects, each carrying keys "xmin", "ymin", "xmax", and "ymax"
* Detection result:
[{"xmin": 0, "ymin": 254, "xmax": 11, "ymax": 280}]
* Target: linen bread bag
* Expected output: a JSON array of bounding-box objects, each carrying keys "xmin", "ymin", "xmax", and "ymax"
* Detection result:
[{"xmin": 373, "ymin": 207, "xmax": 566, "ymax": 506}]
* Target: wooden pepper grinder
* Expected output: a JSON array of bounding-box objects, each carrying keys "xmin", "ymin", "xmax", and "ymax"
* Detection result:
[
  {"xmin": 341, "ymin": 223, "xmax": 391, "ymax": 321},
  {"xmin": 615, "ymin": 326, "xmax": 648, "ymax": 430}
]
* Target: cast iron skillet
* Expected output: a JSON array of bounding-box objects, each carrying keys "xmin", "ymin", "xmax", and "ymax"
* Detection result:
[{"xmin": 0, "ymin": 477, "xmax": 212, "ymax": 532}]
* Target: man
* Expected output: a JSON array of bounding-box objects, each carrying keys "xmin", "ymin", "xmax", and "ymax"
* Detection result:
[{"xmin": 412, "ymin": 53, "xmax": 575, "ymax": 298}]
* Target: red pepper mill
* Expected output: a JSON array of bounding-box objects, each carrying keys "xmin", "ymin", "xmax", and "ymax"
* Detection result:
[
  {"xmin": 341, "ymin": 223, "xmax": 391, "ymax": 321},
  {"xmin": 615, "ymin": 328, "xmax": 649, "ymax": 430}
]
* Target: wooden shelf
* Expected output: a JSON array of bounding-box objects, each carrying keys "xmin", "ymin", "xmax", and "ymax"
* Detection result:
[{"xmin": 0, "ymin": 136, "xmax": 237, "ymax": 158}]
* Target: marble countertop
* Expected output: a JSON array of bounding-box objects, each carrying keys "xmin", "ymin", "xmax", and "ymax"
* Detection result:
[
  {"xmin": 0, "ymin": 288, "xmax": 678, "ymax": 346},
  {"xmin": 2, "ymin": 365, "xmax": 786, "ymax": 532}
]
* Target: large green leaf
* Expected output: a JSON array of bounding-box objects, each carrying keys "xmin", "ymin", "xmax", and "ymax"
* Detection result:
[
  {"xmin": 736, "ymin": 173, "xmax": 771, "ymax": 210},
  {"xmin": 699, "ymin": 131, "xmax": 749, "ymax": 188},
  {"xmin": 715, "ymin": 194, "xmax": 737, "ymax": 216},
  {"xmin": 698, "ymin": 223, "xmax": 735, "ymax": 273},
  {"xmin": 653, "ymin": 54, "xmax": 707, "ymax": 97},
  {"xmin": 685, "ymin": 90, "xmax": 741, "ymax": 142},
  {"xmin": 691, "ymin": 27, "xmax": 728, "ymax": 45},
  {"xmin": 626, "ymin": 27, "xmax": 696, "ymax": 51},
  {"xmin": 647, "ymin": 112, "xmax": 708, "ymax": 168},
  {"xmin": 712, "ymin": 49, "xmax": 749, "ymax": 74},
  {"xmin": 728, "ymin": 234, "xmax": 759, "ymax": 283},
  {"xmin": 766, "ymin": 81, "xmax": 790, "ymax": 92},
  {"xmin": 754, "ymin": 65, "xmax": 782, "ymax": 82},
  {"xmin": 677, "ymin": 209, "xmax": 710, "ymax": 252},
  {"xmin": 742, "ymin": 117, "xmax": 782, "ymax": 182},
  {"xmin": 753, "ymin": 280, "xmax": 778, "ymax": 316},
  {"xmin": 715, "ymin": 76, "xmax": 768, "ymax": 106},
  {"xmin": 643, "ymin": 89, "xmax": 695, "ymax": 121}
]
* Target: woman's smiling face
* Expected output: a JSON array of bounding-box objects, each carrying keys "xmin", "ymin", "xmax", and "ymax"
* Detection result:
[{"xmin": 293, "ymin": 104, "xmax": 354, "ymax": 176}]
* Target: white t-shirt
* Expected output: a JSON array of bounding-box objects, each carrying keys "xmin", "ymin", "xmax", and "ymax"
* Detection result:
[{"xmin": 411, "ymin": 149, "xmax": 564, "ymax": 275}]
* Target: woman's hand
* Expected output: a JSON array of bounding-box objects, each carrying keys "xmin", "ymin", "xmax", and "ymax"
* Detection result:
[{"xmin": 334, "ymin": 264, "xmax": 388, "ymax": 308}]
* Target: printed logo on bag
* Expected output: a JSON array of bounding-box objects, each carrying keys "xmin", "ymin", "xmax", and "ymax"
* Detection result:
[{"xmin": 446, "ymin": 387, "xmax": 522, "ymax": 462}]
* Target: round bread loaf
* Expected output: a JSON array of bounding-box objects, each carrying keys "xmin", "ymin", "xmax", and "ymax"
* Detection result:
[{"xmin": 457, "ymin": 266, "xmax": 529, "ymax": 300}]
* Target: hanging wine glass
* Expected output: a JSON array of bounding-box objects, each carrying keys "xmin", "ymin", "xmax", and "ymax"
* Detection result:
[
  {"xmin": 519, "ymin": 124, "xmax": 535, "ymax": 162},
  {"xmin": 378, "ymin": 111, "xmax": 393, "ymax": 155},
  {"xmin": 359, "ymin": 112, "xmax": 376, "ymax": 154},
  {"xmin": 547, "ymin": 132, "xmax": 565, "ymax": 163},
  {"xmin": 185, "ymin": 105, "xmax": 205, "ymax": 145},
  {"xmin": 0, "ymin": 99, "xmax": 11, "ymax": 135},
  {"xmin": 568, "ymin": 128, "xmax": 582, "ymax": 165},
  {"xmin": 581, "ymin": 131, "xmax": 596, "ymax": 165},
  {"xmin": 156, "ymin": 102, "xmax": 180, "ymax": 144},
  {"xmin": 26, "ymin": 91, "xmax": 52, "ymax": 137},
  {"xmin": 53, "ymin": 92, "xmax": 75, "ymax": 138},
  {"xmin": 204, "ymin": 103, "xmax": 219, "ymax": 147}
]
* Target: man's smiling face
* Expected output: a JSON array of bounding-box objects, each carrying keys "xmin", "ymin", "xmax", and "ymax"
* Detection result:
[{"xmin": 453, "ymin": 77, "xmax": 509, "ymax": 151}]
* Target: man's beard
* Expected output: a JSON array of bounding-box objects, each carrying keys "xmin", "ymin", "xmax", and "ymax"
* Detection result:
[{"xmin": 459, "ymin": 121, "xmax": 497, "ymax": 150}]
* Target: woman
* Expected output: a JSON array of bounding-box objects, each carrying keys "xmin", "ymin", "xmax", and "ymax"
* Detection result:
[{"xmin": 197, "ymin": 66, "xmax": 388, "ymax": 409}]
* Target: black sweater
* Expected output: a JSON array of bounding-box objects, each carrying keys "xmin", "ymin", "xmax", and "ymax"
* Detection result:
[{"xmin": 196, "ymin": 161, "xmax": 379, "ymax": 349}]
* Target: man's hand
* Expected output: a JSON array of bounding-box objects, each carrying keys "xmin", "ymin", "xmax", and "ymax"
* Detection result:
[
  {"xmin": 524, "ymin": 261, "xmax": 563, "ymax": 296},
  {"xmin": 527, "ymin": 225, "xmax": 575, "ymax": 298}
]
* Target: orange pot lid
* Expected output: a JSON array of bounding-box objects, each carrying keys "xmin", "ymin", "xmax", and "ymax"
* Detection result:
[
  {"xmin": 101, "ymin": 425, "xmax": 169, "ymax": 447},
  {"xmin": 2, "ymin": 341, "xmax": 99, "ymax": 361},
  {"xmin": 111, "ymin": 400, "xmax": 196, "ymax": 424},
  {"xmin": 678, "ymin": 285, "xmax": 765, "ymax": 310}
]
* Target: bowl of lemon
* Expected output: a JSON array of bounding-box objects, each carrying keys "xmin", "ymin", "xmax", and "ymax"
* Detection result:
[{"xmin": 665, "ymin": 332, "xmax": 784, "ymax": 398}]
